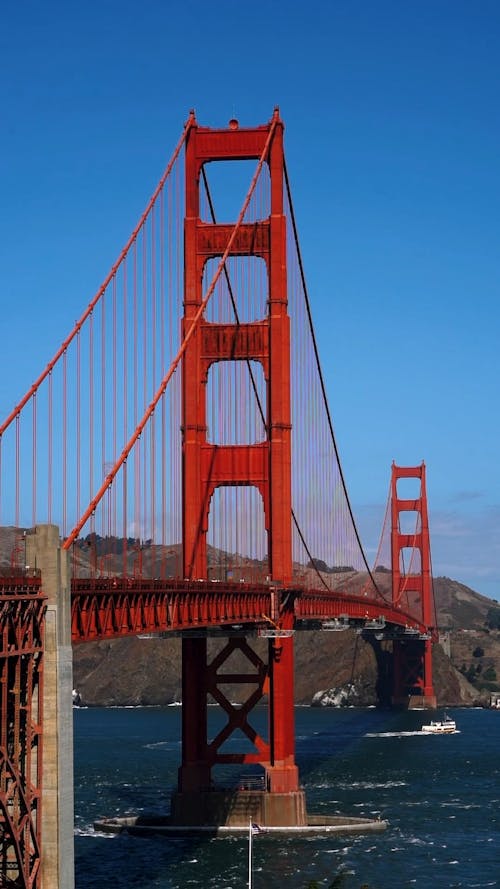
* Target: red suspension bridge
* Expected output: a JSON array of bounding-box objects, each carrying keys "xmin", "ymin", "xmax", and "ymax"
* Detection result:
[{"xmin": 0, "ymin": 110, "xmax": 437, "ymax": 888}]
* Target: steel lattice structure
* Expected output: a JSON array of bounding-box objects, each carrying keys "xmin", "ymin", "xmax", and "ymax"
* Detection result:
[{"xmin": 0, "ymin": 573, "xmax": 45, "ymax": 889}]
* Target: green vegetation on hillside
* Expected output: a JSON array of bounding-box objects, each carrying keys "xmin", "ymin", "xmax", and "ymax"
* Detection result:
[{"xmin": 486, "ymin": 607, "xmax": 500, "ymax": 630}]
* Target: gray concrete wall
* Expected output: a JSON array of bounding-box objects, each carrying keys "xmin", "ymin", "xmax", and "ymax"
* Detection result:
[{"xmin": 26, "ymin": 525, "xmax": 74, "ymax": 889}]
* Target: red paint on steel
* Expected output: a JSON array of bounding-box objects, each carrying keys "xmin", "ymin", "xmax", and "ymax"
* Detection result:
[
  {"xmin": 295, "ymin": 590, "xmax": 428, "ymax": 635},
  {"xmin": 181, "ymin": 109, "xmax": 290, "ymax": 584},
  {"xmin": 178, "ymin": 638, "xmax": 210, "ymax": 791},
  {"xmin": 177, "ymin": 636, "xmax": 271, "ymax": 792},
  {"xmin": 180, "ymin": 110, "xmax": 298, "ymax": 795},
  {"xmin": 267, "ymin": 634, "xmax": 299, "ymax": 792},
  {"xmin": 63, "ymin": 114, "xmax": 276, "ymax": 552},
  {"xmin": 70, "ymin": 577, "xmax": 430, "ymax": 642},
  {"xmin": 391, "ymin": 462, "xmax": 436, "ymax": 698},
  {"xmin": 0, "ymin": 572, "xmax": 45, "ymax": 889},
  {"xmin": 70, "ymin": 577, "xmax": 275, "ymax": 642}
]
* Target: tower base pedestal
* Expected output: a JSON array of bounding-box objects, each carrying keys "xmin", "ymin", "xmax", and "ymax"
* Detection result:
[
  {"xmin": 393, "ymin": 694, "xmax": 437, "ymax": 709},
  {"xmin": 408, "ymin": 693, "xmax": 437, "ymax": 709},
  {"xmin": 170, "ymin": 789, "xmax": 307, "ymax": 827}
]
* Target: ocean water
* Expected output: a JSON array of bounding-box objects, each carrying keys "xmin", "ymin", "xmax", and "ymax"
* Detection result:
[{"xmin": 74, "ymin": 706, "xmax": 500, "ymax": 888}]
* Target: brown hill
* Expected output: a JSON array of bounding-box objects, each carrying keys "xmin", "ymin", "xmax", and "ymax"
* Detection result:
[
  {"xmin": 72, "ymin": 574, "xmax": 500, "ymax": 709},
  {"xmin": 1, "ymin": 526, "xmax": 497, "ymax": 707}
]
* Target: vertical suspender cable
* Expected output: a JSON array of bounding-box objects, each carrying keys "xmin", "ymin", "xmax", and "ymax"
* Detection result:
[
  {"xmin": 89, "ymin": 311, "xmax": 94, "ymax": 516},
  {"xmin": 133, "ymin": 239, "xmax": 139, "ymax": 544},
  {"xmin": 284, "ymin": 160, "xmax": 379, "ymax": 595},
  {"xmin": 47, "ymin": 372, "xmax": 52, "ymax": 524},
  {"xmin": 151, "ymin": 203, "xmax": 157, "ymax": 546},
  {"xmin": 160, "ymin": 188, "xmax": 166, "ymax": 555},
  {"xmin": 64, "ymin": 118, "xmax": 276, "ymax": 550},
  {"xmin": 123, "ymin": 255, "xmax": 128, "ymax": 567},
  {"xmin": 0, "ymin": 115, "xmax": 194, "ymax": 443},
  {"xmin": 32, "ymin": 394, "xmax": 37, "ymax": 529},
  {"xmin": 15, "ymin": 414, "xmax": 20, "ymax": 528},
  {"xmin": 76, "ymin": 330, "xmax": 81, "ymax": 525},
  {"xmin": 62, "ymin": 352, "xmax": 67, "ymax": 536},
  {"xmin": 122, "ymin": 461, "xmax": 128, "ymax": 576},
  {"xmin": 101, "ymin": 291, "xmax": 106, "ymax": 542},
  {"xmin": 112, "ymin": 274, "xmax": 117, "ymax": 546},
  {"xmin": 143, "ymin": 219, "xmax": 148, "ymax": 546}
]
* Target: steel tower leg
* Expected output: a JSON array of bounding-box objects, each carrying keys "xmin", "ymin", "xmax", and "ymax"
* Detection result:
[
  {"xmin": 172, "ymin": 631, "xmax": 306, "ymax": 827},
  {"xmin": 177, "ymin": 637, "xmax": 210, "ymax": 792}
]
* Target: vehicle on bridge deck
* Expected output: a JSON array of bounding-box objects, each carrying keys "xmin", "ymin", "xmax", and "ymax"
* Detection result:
[{"xmin": 421, "ymin": 714, "xmax": 457, "ymax": 734}]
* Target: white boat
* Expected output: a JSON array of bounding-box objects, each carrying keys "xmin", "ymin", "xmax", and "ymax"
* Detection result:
[{"xmin": 421, "ymin": 713, "xmax": 457, "ymax": 734}]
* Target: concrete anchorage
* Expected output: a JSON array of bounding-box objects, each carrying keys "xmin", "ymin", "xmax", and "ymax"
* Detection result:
[{"xmin": 26, "ymin": 525, "xmax": 75, "ymax": 889}]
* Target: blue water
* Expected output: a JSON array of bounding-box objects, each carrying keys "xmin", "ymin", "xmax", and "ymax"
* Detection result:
[{"xmin": 74, "ymin": 707, "xmax": 500, "ymax": 888}]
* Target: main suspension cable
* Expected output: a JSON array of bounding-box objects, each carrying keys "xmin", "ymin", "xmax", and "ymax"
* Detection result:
[{"xmin": 283, "ymin": 158, "xmax": 382, "ymax": 598}]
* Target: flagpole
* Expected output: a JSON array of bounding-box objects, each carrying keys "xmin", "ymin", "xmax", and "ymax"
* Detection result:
[{"xmin": 248, "ymin": 819, "xmax": 253, "ymax": 889}]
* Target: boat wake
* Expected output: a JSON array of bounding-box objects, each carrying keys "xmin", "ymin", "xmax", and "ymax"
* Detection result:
[
  {"xmin": 365, "ymin": 730, "xmax": 431, "ymax": 738},
  {"xmin": 74, "ymin": 825, "xmax": 115, "ymax": 839},
  {"xmin": 365, "ymin": 730, "xmax": 460, "ymax": 738}
]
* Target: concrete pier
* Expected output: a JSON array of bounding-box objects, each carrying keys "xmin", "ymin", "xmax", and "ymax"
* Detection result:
[
  {"xmin": 408, "ymin": 693, "xmax": 437, "ymax": 709},
  {"xmin": 26, "ymin": 525, "xmax": 74, "ymax": 889},
  {"xmin": 94, "ymin": 810, "xmax": 388, "ymax": 837},
  {"xmin": 170, "ymin": 788, "xmax": 307, "ymax": 828}
]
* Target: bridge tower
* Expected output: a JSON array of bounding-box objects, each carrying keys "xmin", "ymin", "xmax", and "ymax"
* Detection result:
[
  {"xmin": 391, "ymin": 463, "xmax": 436, "ymax": 708},
  {"xmin": 173, "ymin": 111, "xmax": 306, "ymax": 826}
]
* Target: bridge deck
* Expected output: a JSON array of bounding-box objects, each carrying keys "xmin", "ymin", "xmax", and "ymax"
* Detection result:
[{"xmin": 70, "ymin": 576, "xmax": 431, "ymax": 643}]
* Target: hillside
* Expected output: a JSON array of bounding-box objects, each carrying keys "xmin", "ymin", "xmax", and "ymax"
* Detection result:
[
  {"xmin": 72, "ymin": 574, "xmax": 500, "ymax": 709},
  {"xmin": 1, "ymin": 527, "xmax": 498, "ymax": 707}
]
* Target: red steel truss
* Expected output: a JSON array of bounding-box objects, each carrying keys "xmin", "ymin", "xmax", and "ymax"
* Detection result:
[
  {"xmin": 0, "ymin": 572, "xmax": 45, "ymax": 889},
  {"xmin": 70, "ymin": 577, "xmax": 430, "ymax": 643},
  {"xmin": 71, "ymin": 578, "xmax": 276, "ymax": 640}
]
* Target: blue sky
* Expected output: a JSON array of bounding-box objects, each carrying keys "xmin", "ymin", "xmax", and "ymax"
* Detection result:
[{"xmin": 1, "ymin": 1, "xmax": 499, "ymax": 599}]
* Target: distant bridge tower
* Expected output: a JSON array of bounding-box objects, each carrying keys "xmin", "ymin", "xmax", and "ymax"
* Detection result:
[
  {"xmin": 174, "ymin": 111, "xmax": 305, "ymax": 826},
  {"xmin": 391, "ymin": 463, "xmax": 436, "ymax": 708}
]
